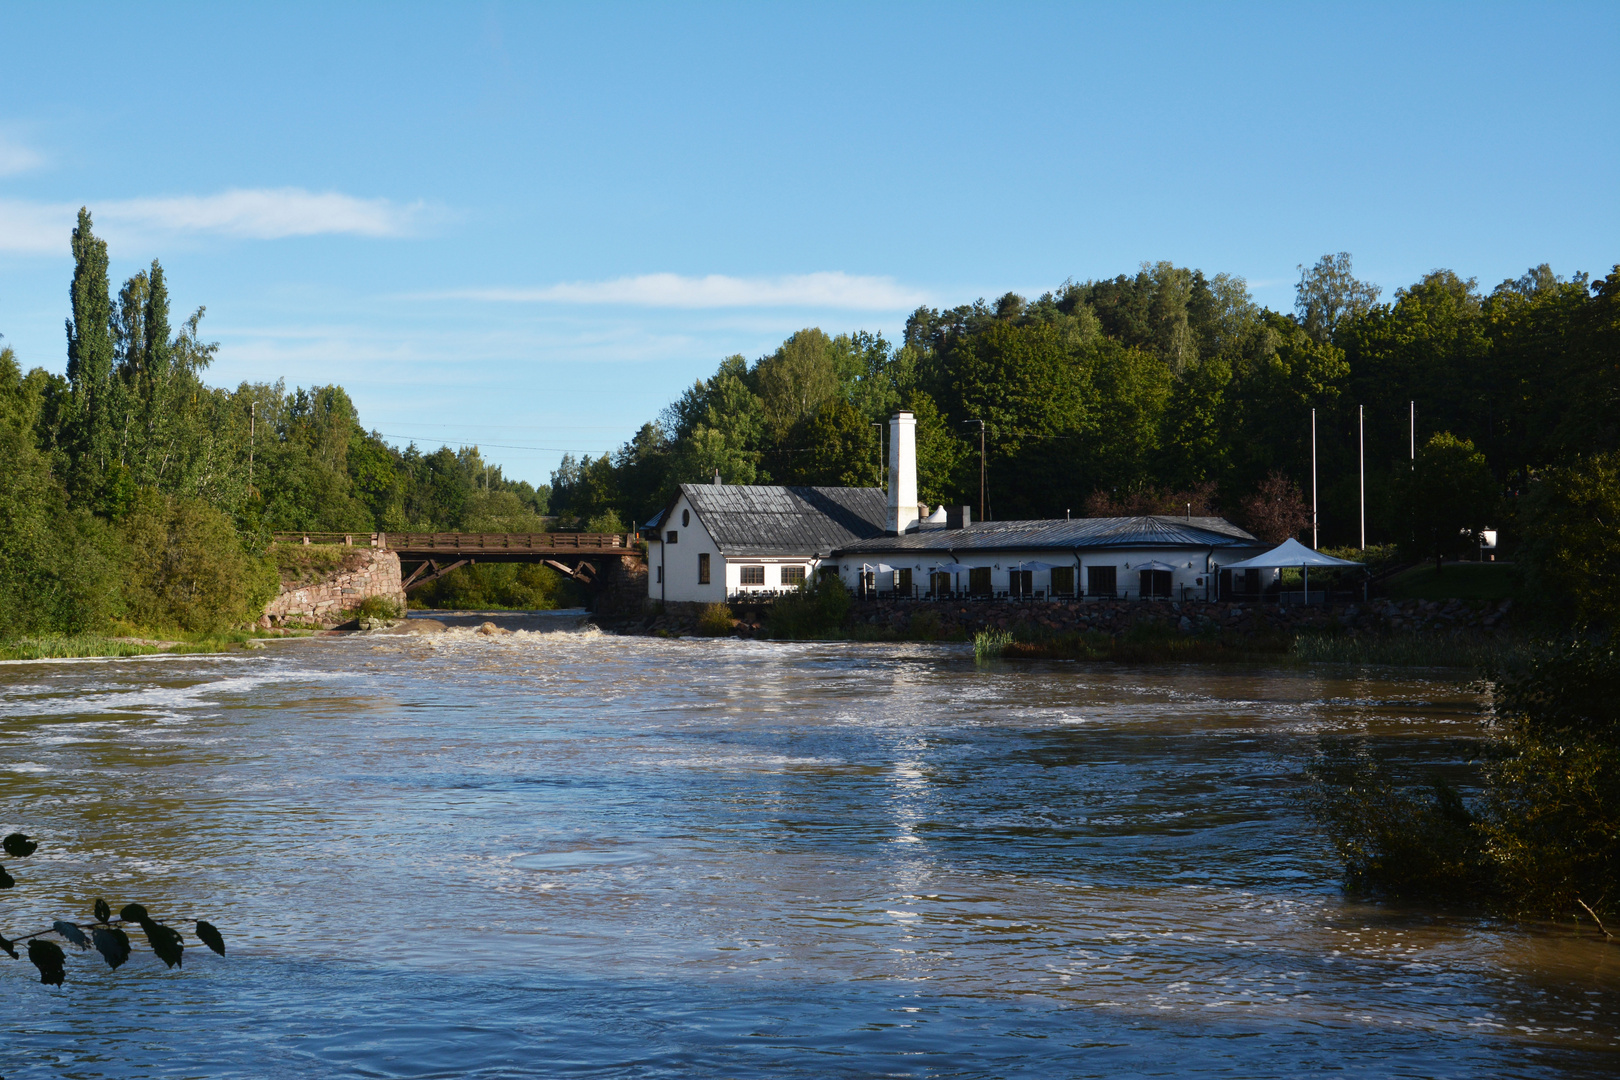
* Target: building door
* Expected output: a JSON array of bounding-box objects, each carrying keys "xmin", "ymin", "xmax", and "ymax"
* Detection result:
[
  {"xmin": 1051, "ymin": 566, "xmax": 1075, "ymax": 596},
  {"xmin": 897, "ymin": 568, "xmax": 912, "ymax": 596},
  {"xmin": 1139, "ymin": 569, "xmax": 1172, "ymax": 598},
  {"xmin": 1010, "ymin": 569, "xmax": 1033, "ymax": 597},
  {"xmin": 929, "ymin": 572, "xmax": 951, "ymax": 596},
  {"xmin": 969, "ymin": 567, "xmax": 992, "ymax": 596},
  {"xmin": 1087, "ymin": 565, "xmax": 1117, "ymax": 597}
]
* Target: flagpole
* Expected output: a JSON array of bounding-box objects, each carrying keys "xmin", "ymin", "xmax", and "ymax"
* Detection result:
[
  {"xmin": 1359, "ymin": 404, "xmax": 1365, "ymax": 550},
  {"xmin": 1311, "ymin": 407, "xmax": 1318, "ymax": 551}
]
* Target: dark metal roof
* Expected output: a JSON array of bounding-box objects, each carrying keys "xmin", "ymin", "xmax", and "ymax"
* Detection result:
[
  {"xmin": 833, "ymin": 515, "xmax": 1260, "ymax": 556},
  {"xmin": 680, "ymin": 484, "xmax": 888, "ymax": 557}
]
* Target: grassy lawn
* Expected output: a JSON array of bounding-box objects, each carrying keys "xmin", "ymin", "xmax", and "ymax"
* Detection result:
[{"xmin": 1383, "ymin": 562, "xmax": 1523, "ymax": 602}]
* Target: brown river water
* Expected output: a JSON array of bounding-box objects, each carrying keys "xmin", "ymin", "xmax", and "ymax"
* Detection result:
[{"xmin": 1, "ymin": 610, "xmax": 1616, "ymax": 1078}]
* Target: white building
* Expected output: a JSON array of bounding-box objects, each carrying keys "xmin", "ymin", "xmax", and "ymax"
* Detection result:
[
  {"xmin": 643, "ymin": 479, "xmax": 891, "ymax": 605},
  {"xmin": 646, "ymin": 410, "xmax": 1269, "ymax": 604},
  {"xmin": 831, "ymin": 514, "xmax": 1267, "ymax": 601}
]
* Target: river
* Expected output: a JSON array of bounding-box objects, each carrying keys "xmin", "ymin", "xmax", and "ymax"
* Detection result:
[{"xmin": 1, "ymin": 612, "xmax": 1615, "ymax": 1078}]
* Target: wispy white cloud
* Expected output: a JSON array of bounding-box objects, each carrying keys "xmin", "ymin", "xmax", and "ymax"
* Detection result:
[
  {"xmin": 0, "ymin": 134, "xmax": 45, "ymax": 176},
  {"xmin": 0, "ymin": 188, "xmax": 428, "ymax": 253},
  {"xmin": 104, "ymin": 188, "xmax": 426, "ymax": 239},
  {"xmin": 435, "ymin": 271, "xmax": 929, "ymax": 310},
  {"xmin": 0, "ymin": 199, "xmax": 69, "ymax": 253}
]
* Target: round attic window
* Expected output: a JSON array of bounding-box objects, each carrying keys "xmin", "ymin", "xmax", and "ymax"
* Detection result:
[{"xmin": 682, "ymin": 509, "xmax": 690, "ymax": 527}]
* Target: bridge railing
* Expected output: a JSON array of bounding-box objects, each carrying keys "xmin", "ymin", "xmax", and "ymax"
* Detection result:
[{"xmin": 271, "ymin": 532, "xmax": 639, "ymax": 552}]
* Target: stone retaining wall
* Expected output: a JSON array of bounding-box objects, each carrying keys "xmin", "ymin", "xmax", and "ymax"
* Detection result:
[
  {"xmin": 837, "ymin": 595, "xmax": 1515, "ymax": 639},
  {"xmin": 263, "ymin": 549, "xmax": 405, "ymax": 628},
  {"xmin": 609, "ymin": 594, "xmax": 1515, "ymax": 639}
]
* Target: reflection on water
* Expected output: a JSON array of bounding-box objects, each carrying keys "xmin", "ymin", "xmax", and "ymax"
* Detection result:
[{"xmin": 1, "ymin": 619, "xmax": 1615, "ymax": 1078}]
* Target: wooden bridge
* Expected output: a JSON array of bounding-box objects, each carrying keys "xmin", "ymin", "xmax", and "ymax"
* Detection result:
[{"xmin": 272, "ymin": 532, "xmax": 641, "ymax": 591}]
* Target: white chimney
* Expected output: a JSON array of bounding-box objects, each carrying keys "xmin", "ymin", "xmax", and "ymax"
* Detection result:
[{"xmin": 887, "ymin": 411, "xmax": 918, "ymax": 534}]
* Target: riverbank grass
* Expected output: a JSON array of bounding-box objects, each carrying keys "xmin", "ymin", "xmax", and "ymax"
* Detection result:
[{"xmin": 0, "ymin": 626, "xmax": 308, "ymax": 661}]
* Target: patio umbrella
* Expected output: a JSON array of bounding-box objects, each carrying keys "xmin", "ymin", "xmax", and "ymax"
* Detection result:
[{"xmin": 1218, "ymin": 538, "xmax": 1362, "ymax": 602}]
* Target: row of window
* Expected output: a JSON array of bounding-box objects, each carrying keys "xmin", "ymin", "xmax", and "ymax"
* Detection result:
[{"xmin": 656, "ymin": 554, "xmax": 808, "ymax": 587}]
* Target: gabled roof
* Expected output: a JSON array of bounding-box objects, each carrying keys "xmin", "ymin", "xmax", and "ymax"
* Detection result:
[
  {"xmin": 834, "ymin": 515, "xmax": 1260, "ymax": 556},
  {"xmin": 673, "ymin": 484, "xmax": 889, "ymax": 557}
]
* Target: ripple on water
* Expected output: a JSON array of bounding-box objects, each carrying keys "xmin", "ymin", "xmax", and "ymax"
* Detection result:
[{"xmin": 0, "ymin": 636, "xmax": 1614, "ymax": 1079}]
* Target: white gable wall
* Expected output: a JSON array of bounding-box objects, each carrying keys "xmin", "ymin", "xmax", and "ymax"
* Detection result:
[
  {"xmin": 646, "ymin": 492, "xmax": 727, "ymax": 605},
  {"xmin": 647, "ymin": 492, "xmax": 821, "ymax": 605}
]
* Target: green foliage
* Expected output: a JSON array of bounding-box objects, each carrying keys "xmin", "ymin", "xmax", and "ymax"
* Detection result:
[
  {"xmin": 777, "ymin": 398, "xmax": 877, "ymax": 487},
  {"xmin": 1517, "ymin": 451, "xmax": 1620, "ymax": 627},
  {"xmin": 973, "ymin": 629, "xmax": 1013, "ymax": 661},
  {"xmin": 1307, "ymin": 636, "xmax": 1620, "ymax": 922},
  {"xmin": 766, "ymin": 574, "xmax": 851, "ymax": 638},
  {"xmin": 1396, "ymin": 432, "xmax": 1499, "ymax": 567},
  {"xmin": 354, "ymin": 595, "xmax": 402, "ymax": 621},
  {"xmin": 696, "ymin": 602, "xmax": 735, "ymax": 636},
  {"xmin": 1306, "ymin": 741, "xmax": 1487, "ymax": 902},
  {"xmin": 1291, "ymin": 631, "xmax": 1527, "ymax": 670},
  {"xmin": 3, "ymin": 213, "xmax": 562, "ymax": 644},
  {"xmin": 272, "ymin": 542, "xmax": 366, "ymax": 584},
  {"xmin": 0, "ymin": 347, "xmax": 122, "ymax": 637},
  {"xmin": 0, "ymin": 834, "xmax": 224, "ymax": 986},
  {"xmin": 1382, "ymin": 563, "xmax": 1523, "ymax": 602},
  {"xmin": 412, "ymin": 561, "xmax": 575, "ymax": 611},
  {"xmin": 118, "ymin": 489, "xmax": 278, "ymax": 633}
]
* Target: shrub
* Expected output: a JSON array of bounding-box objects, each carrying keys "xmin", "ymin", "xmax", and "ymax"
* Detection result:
[
  {"xmin": 766, "ymin": 574, "xmax": 850, "ymax": 638},
  {"xmin": 412, "ymin": 561, "xmax": 575, "ymax": 610},
  {"xmin": 1517, "ymin": 452, "xmax": 1620, "ymax": 628},
  {"xmin": 696, "ymin": 602, "xmax": 734, "ymax": 636},
  {"xmin": 118, "ymin": 489, "xmax": 278, "ymax": 633},
  {"xmin": 354, "ymin": 595, "xmax": 402, "ymax": 621},
  {"xmin": 1306, "ymin": 636, "xmax": 1620, "ymax": 922},
  {"xmin": 1479, "ymin": 636, "xmax": 1620, "ymax": 919},
  {"xmin": 1306, "ymin": 740, "xmax": 1488, "ymax": 902}
]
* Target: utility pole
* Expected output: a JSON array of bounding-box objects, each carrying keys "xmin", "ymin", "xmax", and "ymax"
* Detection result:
[
  {"xmin": 1410, "ymin": 400, "xmax": 1415, "ymax": 465},
  {"xmin": 975, "ymin": 420, "xmax": 986, "ymax": 521},
  {"xmin": 1311, "ymin": 407, "xmax": 1318, "ymax": 550},
  {"xmin": 1359, "ymin": 404, "xmax": 1365, "ymax": 550},
  {"xmin": 249, "ymin": 400, "xmax": 255, "ymax": 494}
]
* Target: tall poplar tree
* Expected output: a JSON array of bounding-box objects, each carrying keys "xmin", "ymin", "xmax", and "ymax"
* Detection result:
[{"xmin": 63, "ymin": 208, "xmax": 117, "ymax": 502}]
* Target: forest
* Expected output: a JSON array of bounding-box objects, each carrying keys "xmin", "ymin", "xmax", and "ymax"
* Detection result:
[
  {"xmin": 2, "ymin": 208, "xmax": 1616, "ymax": 640},
  {"xmin": 0, "ymin": 210, "xmax": 554, "ymax": 639},
  {"xmin": 554, "ymin": 254, "xmax": 1618, "ymax": 622}
]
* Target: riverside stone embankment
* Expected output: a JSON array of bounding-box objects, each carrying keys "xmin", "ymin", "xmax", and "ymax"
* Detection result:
[
  {"xmin": 613, "ymin": 595, "xmax": 1515, "ymax": 640},
  {"xmin": 262, "ymin": 548, "xmax": 405, "ymax": 628}
]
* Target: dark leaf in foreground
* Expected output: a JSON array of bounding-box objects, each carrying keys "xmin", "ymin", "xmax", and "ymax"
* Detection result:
[
  {"xmin": 28, "ymin": 939, "xmax": 65, "ymax": 985},
  {"xmin": 194, "ymin": 920, "xmax": 225, "ymax": 956},
  {"xmin": 119, "ymin": 903, "xmax": 149, "ymax": 923},
  {"xmin": 0, "ymin": 865, "xmax": 13, "ymax": 889},
  {"xmin": 139, "ymin": 920, "xmax": 184, "ymax": 969},
  {"xmin": 0, "ymin": 932, "xmax": 17, "ymax": 959},
  {"xmin": 94, "ymin": 898, "xmax": 111, "ymax": 923},
  {"xmin": 92, "ymin": 926, "xmax": 131, "ymax": 970},
  {"xmin": 3, "ymin": 832, "xmax": 37, "ymax": 858},
  {"xmin": 53, "ymin": 920, "xmax": 90, "ymax": 949}
]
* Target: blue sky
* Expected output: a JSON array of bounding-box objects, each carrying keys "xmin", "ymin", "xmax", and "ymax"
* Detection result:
[{"xmin": 1, "ymin": 3, "xmax": 1615, "ymax": 486}]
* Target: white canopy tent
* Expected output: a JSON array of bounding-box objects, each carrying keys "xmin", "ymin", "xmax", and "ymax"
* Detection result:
[{"xmin": 1218, "ymin": 538, "xmax": 1362, "ymax": 603}]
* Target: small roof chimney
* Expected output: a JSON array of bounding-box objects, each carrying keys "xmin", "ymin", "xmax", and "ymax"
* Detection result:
[{"xmin": 712, "ymin": 469, "xmax": 722, "ymax": 486}]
